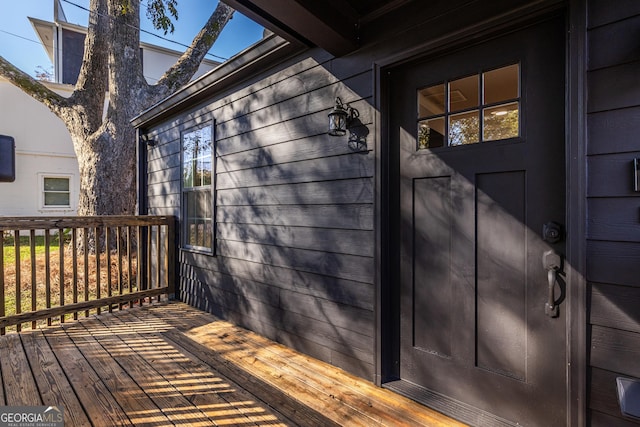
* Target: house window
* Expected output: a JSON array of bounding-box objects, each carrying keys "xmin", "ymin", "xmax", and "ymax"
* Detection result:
[
  {"xmin": 417, "ymin": 63, "xmax": 520, "ymax": 149},
  {"xmin": 42, "ymin": 176, "xmax": 71, "ymax": 207},
  {"xmin": 182, "ymin": 123, "xmax": 214, "ymax": 252}
]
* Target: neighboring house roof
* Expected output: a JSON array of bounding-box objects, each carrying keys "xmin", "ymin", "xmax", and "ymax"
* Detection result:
[{"xmin": 28, "ymin": 13, "xmax": 221, "ymax": 85}]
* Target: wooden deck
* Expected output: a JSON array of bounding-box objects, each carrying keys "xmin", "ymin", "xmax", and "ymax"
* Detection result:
[{"xmin": 0, "ymin": 302, "xmax": 465, "ymax": 426}]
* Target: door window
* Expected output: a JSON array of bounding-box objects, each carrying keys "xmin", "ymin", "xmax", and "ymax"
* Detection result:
[{"xmin": 417, "ymin": 63, "xmax": 520, "ymax": 149}]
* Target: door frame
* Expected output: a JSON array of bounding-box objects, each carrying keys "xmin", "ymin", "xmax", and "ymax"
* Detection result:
[{"xmin": 373, "ymin": 2, "xmax": 587, "ymax": 425}]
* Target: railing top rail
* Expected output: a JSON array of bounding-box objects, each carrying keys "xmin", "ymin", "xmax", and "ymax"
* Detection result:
[{"xmin": 0, "ymin": 215, "xmax": 176, "ymax": 231}]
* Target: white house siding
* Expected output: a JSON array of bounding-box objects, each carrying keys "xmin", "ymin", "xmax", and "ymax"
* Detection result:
[
  {"xmin": 0, "ymin": 78, "xmax": 78, "ymax": 216},
  {"xmin": 141, "ymin": 43, "xmax": 219, "ymax": 84}
]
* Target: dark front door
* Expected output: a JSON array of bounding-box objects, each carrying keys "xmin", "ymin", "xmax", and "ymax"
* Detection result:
[{"xmin": 389, "ymin": 16, "xmax": 567, "ymax": 426}]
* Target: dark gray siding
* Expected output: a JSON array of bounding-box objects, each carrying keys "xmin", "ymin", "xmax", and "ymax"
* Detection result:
[
  {"xmin": 146, "ymin": 50, "xmax": 377, "ymax": 378},
  {"xmin": 141, "ymin": 1, "xmax": 640, "ymax": 423},
  {"xmin": 587, "ymin": 0, "xmax": 640, "ymax": 424}
]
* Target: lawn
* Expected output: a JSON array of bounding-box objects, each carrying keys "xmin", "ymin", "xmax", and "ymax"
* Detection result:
[{"xmin": 2, "ymin": 233, "xmax": 65, "ymax": 264}]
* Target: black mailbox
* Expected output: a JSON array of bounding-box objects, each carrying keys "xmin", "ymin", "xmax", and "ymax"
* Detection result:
[{"xmin": 0, "ymin": 135, "xmax": 15, "ymax": 182}]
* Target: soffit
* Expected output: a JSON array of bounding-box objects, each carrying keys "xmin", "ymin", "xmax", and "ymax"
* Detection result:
[{"xmin": 222, "ymin": 0, "xmax": 413, "ymax": 56}]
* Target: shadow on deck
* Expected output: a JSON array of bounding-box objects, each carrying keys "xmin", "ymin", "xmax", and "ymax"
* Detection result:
[{"xmin": 0, "ymin": 302, "xmax": 466, "ymax": 426}]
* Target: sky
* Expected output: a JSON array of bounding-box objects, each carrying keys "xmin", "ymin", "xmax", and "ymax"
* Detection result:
[{"xmin": 0, "ymin": 0, "xmax": 264, "ymax": 78}]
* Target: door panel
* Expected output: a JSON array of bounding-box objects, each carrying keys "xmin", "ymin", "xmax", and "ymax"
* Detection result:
[
  {"xmin": 413, "ymin": 176, "xmax": 453, "ymax": 357},
  {"xmin": 391, "ymin": 16, "xmax": 566, "ymax": 426},
  {"xmin": 476, "ymin": 171, "xmax": 526, "ymax": 380}
]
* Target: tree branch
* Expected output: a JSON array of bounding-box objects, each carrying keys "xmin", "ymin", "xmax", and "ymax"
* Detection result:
[
  {"xmin": 0, "ymin": 55, "xmax": 67, "ymax": 115},
  {"xmin": 155, "ymin": 3, "xmax": 234, "ymax": 94}
]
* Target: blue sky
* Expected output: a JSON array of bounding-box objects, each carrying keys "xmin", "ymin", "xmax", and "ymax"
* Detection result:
[{"xmin": 0, "ymin": 0, "xmax": 264, "ymax": 77}]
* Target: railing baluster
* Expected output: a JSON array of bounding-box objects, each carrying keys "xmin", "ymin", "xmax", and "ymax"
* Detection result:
[
  {"xmin": 0, "ymin": 232, "xmax": 5, "ymax": 336},
  {"xmin": 167, "ymin": 218, "xmax": 176, "ymax": 298},
  {"xmin": 95, "ymin": 226, "xmax": 101, "ymax": 315},
  {"xmin": 83, "ymin": 227, "xmax": 89, "ymax": 317},
  {"xmin": 59, "ymin": 228, "xmax": 65, "ymax": 324},
  {"xmin": 134, "ymin": 225, "xmax": 143, "ymax": 304},
  {"xmin": 126, "ymin": 226, "xmax": 132, "ymax": 309},
  {"xmin": 30, "ymin": 230, "xmax": 36, "ymax": 329},
  {"xmin": 117, "ymin": 226, "xmax": 123, "ymax": 309},
  {"xmin": 137, "ymin": 224, "xmax": 142, "ymax": 306},
  {"xmin": 164, "ymin": 224, "xmax": 169, "ymax": 296},
  {"xmin": 14, "ymin": 230, "xmax": 21, "ymax": 332},
  {"xmin": 155, "ymin": 225, "xmax": 161, "ymax": 302},
  {"xmin": 45, "ymin": 229, "xmax": 52, "ymax": 326},
  {"xmin": 72, "ymin": 228, "xmax": 78, "ymax": 320},
  {"xmin": 106, "ymin": 226, "xmax": 112, "ymax": 313},
  {"xmin": 147, "ymin": 224, "xmax": 152, "ymax": 300}
]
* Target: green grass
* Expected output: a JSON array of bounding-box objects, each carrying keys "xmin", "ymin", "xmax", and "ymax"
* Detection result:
[{"xmin": 2, "ymin": 235, "xmax": 65, "ymax": 265}]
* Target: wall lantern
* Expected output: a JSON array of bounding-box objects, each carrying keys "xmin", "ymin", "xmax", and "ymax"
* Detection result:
[
  {"xmin": 141, "ymin": 133, "xmax": 156, "ymax": 147},
  {"xmin": 328, "ymin": 97, "xmax": 359, "ymax": 136}
]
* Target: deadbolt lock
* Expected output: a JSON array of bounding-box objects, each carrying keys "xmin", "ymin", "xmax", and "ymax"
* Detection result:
[{"xmin": 543, "ymin": 221, "xmax": 563, "ymax": 244}]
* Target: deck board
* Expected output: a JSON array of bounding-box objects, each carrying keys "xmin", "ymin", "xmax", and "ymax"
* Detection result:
[
  {"xmin": 0, "ymin": 333, "xmax": 42, "ymax": 406},
  {"xmin": 44, "ymin": 326, "xmax": 134, "ymax": 425},
  {"xmin": 107, "ymin": 311, "xmax": 296, "ymax": 426},
  {"xmin": 0, "ymin": 302, "xmax": 466, "ymax": 426},
  {"xmin": 93, "ymin": 312, "xmax": 269, "ymax": 426},
  {"xmin": 147, "ymin": 319, "xmax": 341, "ymax": 426},
  {"xmin": 62, "ymin": 320, "xmax": 172, "ymax": 426},
  {"xmin": 20, "ymin": 330, "xmax": 92, "ymax": 426},
  {"xmin": 74, "ymin": 317, "xmax": 214, "ymax": 426}
]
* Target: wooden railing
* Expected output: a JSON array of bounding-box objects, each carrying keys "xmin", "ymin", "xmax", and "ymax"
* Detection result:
[{"xmin": 0, "ymin": 216, "xmax": 176, "ymax": 334}]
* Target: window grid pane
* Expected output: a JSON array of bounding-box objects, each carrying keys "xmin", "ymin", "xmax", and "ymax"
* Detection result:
[
  {"xmin": 449, "ymin": 75, "xmax": 478, "ymax": 113},
  {"xmin": 44, "ymin": 192, "xmax": 70, "ymax": 206},
  {"xmin": 183, "ymin": 127, "xmax": 212, "ymax": 189},
  {"xmin": 449, "ymin": 110, "xmax": 479, "ymax": 146},
  {"xmin": 416, "ymin": 64, "xmax": 520, "ymax": 149},
  {"xmin": 44, "ymin": 177, "xmax": 70, "ymax": 192},
  {"xmin": 418, "ymin": 83, "xmax": 446, "ymax": 117},
  {"xmin": 418, "ymin": 118, "xmax": 445, "ymax": 149},
  {"xmin": 483, "ymin": 102, "xmax": 519, "ymax": 141},
  {"xmin": 184, "ymin": 189, "xmax": 212, "ymax": 249}
]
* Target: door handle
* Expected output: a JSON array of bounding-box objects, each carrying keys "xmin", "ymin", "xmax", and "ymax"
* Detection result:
[{"xmin": 542, "ymin": 250, "xmax": 561, "ymax": 318}]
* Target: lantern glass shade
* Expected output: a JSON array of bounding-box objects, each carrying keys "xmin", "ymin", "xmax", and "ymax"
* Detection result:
[{"xmin": 328, "ymin": 107, "xmax": 348, "ymax": 136}]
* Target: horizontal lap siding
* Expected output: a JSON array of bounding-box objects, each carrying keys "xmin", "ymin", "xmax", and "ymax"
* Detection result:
[
  {"xmin": 587, "ymin": 1, "xmax": 640, "ymax": 424},
  {"xmin": 147, "ymin": 49, "xmax": 376, "ymax": 379}
]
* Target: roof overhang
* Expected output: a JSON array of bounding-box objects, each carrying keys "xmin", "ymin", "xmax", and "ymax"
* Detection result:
[
  {"xmin": 28, "ymin": 17, "xmax": 57, "ymax": 63},
  {"xmin": 222, "ymin": 0, "xmax": 413, "ymax": 57}
]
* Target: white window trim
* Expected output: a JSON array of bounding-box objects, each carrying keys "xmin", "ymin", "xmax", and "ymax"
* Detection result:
[{"xmin": 38, "ymin": 173, "xmax": 75, "ymax": 212}]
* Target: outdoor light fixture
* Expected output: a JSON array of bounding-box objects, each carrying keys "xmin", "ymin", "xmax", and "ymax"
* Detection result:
[
  {"xmin": 328, "ymin": 97, "xmax": 359, "ymax": 136},
  {"xmin": 141, "ymin": 133, "xmax": 156, "ymax": 147}
]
